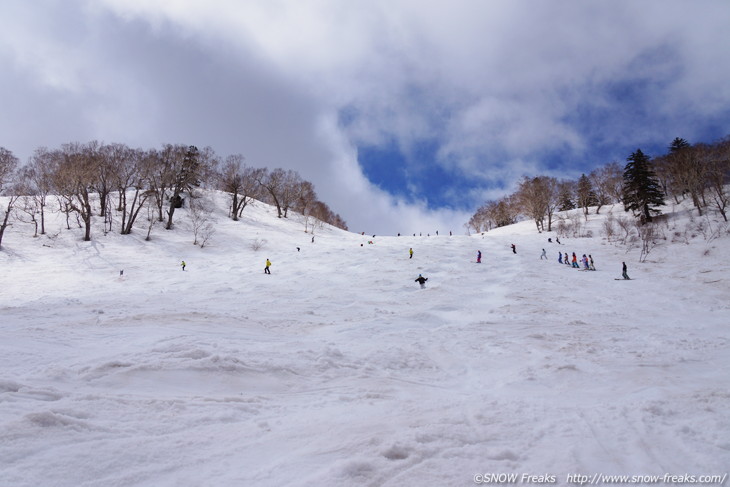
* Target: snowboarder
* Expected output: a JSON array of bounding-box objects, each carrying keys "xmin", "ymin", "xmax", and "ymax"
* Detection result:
[
  {"xmin": 264, "ymin": 259, "xmax": 271, "ymax": 274},
  {"xmin": 540, "ymin": 249, "xmax": 547, "ymax": 260},
  {"xmin": 548, "ymin": 238, "xmax": 552, "ymax": 243},
  {"xmin": 511, "ymin": 244, "xmax": 516, "ymax": 254},
  {"xmin": 311, "ymin": 236, "xmax": 315, "ymax": 243},
  {"xmin": 556, "ymin": 237, "xmax": 561, "ymax": 244},
  {"xmin": 409, "ymin": 248, "xmax": 414, "ymax": 259},
  {"xmin": 180, "ymin": 261, "xmax": 186, "ymax": 271},
  {"xmin": 558, "ymin": 252, "xmax": 563, "ymax": 264},
  {"xmin": 415, "ymin": 274, "xmax": 428, "ymax": 289},
  {"xmin": 477, "ymin": 250, "xmax": 482, "ymax": 263},
  {"xmin": 589, "ymin": 255, "xmax": 595, "ymax": 270},
  {"xmin": 622, "ymin": 262, "xmax": 630, "ymax": 280}
]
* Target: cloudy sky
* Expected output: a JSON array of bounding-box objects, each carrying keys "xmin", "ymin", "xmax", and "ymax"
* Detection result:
[{"xmin": 2, "ymin": 1, "xmax": 729, "ymax": 235}]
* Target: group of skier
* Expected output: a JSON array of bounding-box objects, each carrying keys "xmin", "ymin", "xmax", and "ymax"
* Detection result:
[{"xmin": 557, "ymin": 251, "xmax": 595, "ymax": 270}]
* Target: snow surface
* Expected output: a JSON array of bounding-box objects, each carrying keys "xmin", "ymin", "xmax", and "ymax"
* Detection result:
[{"xmin": 1, "ymin": 194, "xmax": 729, "ymax": 486}]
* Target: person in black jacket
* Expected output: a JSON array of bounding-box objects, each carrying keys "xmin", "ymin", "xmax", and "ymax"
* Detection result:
[{"xmin": 415, "ymin": 274, "xmax": 428, "ymax": 289}]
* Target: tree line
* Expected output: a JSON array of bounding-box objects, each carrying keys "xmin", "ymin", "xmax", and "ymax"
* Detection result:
[
  {"xmin": 0, "ymin": 141, "xmax": 348, "ymax": 249},
  {"xmin": 467, "ymin": 135, "xmax": 730, "ymax": 234}
]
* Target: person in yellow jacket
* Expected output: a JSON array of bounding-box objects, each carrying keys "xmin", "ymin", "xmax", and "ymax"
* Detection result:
[
  {"xmin": 264, "ymin": 259, "xmax": 271, "ymax": 274},
  {"xmin": 409, "ymin": 248, "xmax": 414, "ymax": 259}
]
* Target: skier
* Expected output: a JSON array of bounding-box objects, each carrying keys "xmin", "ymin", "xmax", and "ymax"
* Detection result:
[
  {"xmin": 264, "ymin": 258, "xmax": 272, "ymax": 274},
  {"xmin": 409, "ymin": 248, "xmax": 414, "ymax": 259},
  {"xmin": 511, "ymin": 244, "xmax": 516, "ymax": 254},
  {"xmin": 311, "ymin": 236, "xmax": 315, "ymax": 243},
  {"xmin": 582, "ymin": 254, "xmax": 590, "ymax": 269},
  {"xmin": 556, "ymin": 237, "xmax": 561, "ymax": 244},
  {"xmin": 558, "ymin": 252, "xmax": 563, "ymax": 264},
  {"xmin": 571, "ymin": 253, "xmax": 579, "ymax": 268},
  {"xmin": 622, "ymin": 262, "xmax": 630, "ymax": 280},
  {"xmin": 477, "ymin": 250, "xmax": 482, "ymax": 263},
  {"xmin": 415, "ymin": 274, "xmax": 428, "ymax": 289},
  {"xmin": 180, "ymin": 260, "xmax": 186, "ymax": 271},
  {"xmin": 589, "ymin": 255, "xmax": 596, "ymax": 270},
  {"xmin": 540, "ymin": 249, "xmax": 547, "ymax": 260},
  {"xmin": 564, "ymin": 253, "xmax": 570, "ymax": 266}
]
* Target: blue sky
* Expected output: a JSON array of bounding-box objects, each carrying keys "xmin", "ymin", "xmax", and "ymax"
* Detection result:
[{"xmin": 2, "ymin": 0, "xmax": 730, "ymax": 235}]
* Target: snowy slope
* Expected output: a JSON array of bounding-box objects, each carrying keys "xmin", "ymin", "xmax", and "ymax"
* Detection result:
[{"xmin": 1, "ymin": 195, "xmax": 729, "ymax": 486}]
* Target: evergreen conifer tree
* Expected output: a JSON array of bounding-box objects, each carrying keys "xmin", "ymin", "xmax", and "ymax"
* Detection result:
[
  {"xmin": 622, "ymin": 149, "xmax": 665, "ymax": 223},
  {"xmin": 576, "ymin": 173, "xmax": 598, "ymax": 216}
]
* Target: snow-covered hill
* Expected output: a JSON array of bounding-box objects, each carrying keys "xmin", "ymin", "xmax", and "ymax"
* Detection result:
[{"xmin": 1, "ymin": 195, "xmax": 729, "ymax": 486}]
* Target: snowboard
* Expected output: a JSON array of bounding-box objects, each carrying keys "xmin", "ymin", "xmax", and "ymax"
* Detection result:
[{"xmin": 614, "ymin": 278, "xmax": 632, "ymax": 280}]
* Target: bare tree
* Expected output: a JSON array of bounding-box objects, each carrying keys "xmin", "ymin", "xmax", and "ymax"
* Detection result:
[
  {"xmin": 601, "ymin": 213, "xmax": 616, "ymax": 242},
  {"xmin": 144, "ymin": 196, "xmax": 158, "ymax": 241},
  {"xmin": 702, "ymin": 140, "xmax": 729, "ymax": 222},
  {"xmin": 165, "ymin": 145, "xmax": 216, "ymax": 230},
  {"xmin": 293, "ymin": 180, "xmax": 319, "ymax": 232},
  {"xmin": 279, "ymin": 170, "xmax": 303, "ymax": 218},
  {"xmin": 107, "ymin": 145, "xmax": 154, "ymax": 235},
  {"xmin": 0, "ymin": 147, "xmax": 20, "ymax": 249},
  {"xmin": 146, "ymin": 146, "xmax": 177, "ymax": 223},
  {"xmin": 51, "ymin": 142, "xmax": 98, "ymax": 241},
  {"xmin": 188, "ymin": 192, "xmax": 215, "ymax": 247},
  {"xmin": 517, "ymin": 176, "xmax": 553, "ymax": 232},
  {"xmin": 664, "ymin": 138, "xmax": 707, "ymax": 214},
  {"xmin": 543, "ymin": 176, "xmax": 559, "ymax": 231},
  {"xmin": 590, "ymin": 162, "xmax": 623, "ymax": 214},
  {"xmin": 467, "ymin": 204, "xmax": 491, "ymax": 233},
  {"xmin": 468, "ymin": 196, "xmax": 520, "ymax": 233},
  {"xmin": 87, "ymin": 141, "xmax": 113, "ymax": 219},
  {"xmin": 292, "ymin": 180, "xmax": 317, "ymax": 216},
  {"xmin": 217, "ymin": 154, "xmax": 264, "ymax": 220},
  {"xmin": 636, "ymin": 221, "xmax": 659, "ymax": 262},
  {"xmin": 16, "ymin": 195, "xmax": 41, "ymax": 237},
  {"xmin": 21, "ymin": 147, "xmax": 55, "ymax": 235},
  {"xmin": 615, "ymin": 215, "xmax": 634, "ymax": 244},
  {"xmin": 257, "ymin": 168, "xmax": 287, "ymax": 218}
]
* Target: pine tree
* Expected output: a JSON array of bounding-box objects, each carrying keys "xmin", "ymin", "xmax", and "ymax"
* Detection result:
[
  {"xmin": 557, "ymin": 180, "xmax": 576, "ymax": 211},
  {"xmin": 622, "ymin": 149, "xmax": 665, "ymax": 223},
  {"xmin": 576, "ymin": 173, "xmax": 598, "ymax": 216}
]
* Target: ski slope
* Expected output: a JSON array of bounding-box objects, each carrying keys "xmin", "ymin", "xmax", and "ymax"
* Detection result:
[{"xmin": 1, "ymin": 194, "xmax": 729, "ymax": 486}]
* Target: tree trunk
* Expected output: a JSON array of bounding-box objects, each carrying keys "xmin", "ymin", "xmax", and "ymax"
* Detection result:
[{"xmin": 0, "ymin": 203, "xmax": 13, "ymax": 249}]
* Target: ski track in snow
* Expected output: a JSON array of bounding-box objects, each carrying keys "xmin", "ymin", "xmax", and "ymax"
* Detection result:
[{"xmin": 1, "ymin": 197, "xmax": 729, "ymax": 486}]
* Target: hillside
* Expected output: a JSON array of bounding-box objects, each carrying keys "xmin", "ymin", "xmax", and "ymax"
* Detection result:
[{"xmin": 1, "ymin": 195, "xmax": 729, "ymax": 486}]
